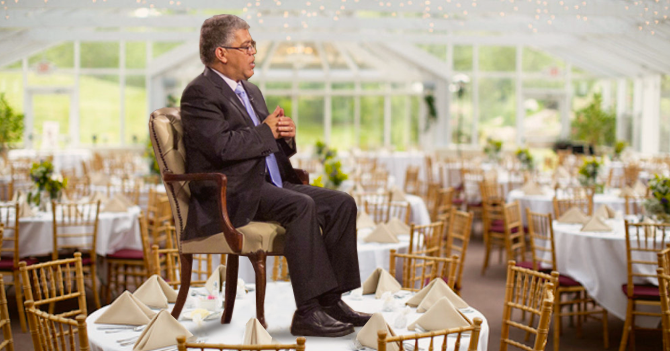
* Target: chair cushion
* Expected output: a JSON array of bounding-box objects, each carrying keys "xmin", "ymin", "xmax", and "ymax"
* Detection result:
[
  {"xmin": 452, "ymin": 198, "xmax": 464, "ymax": 205},
  {"xmin": 181, "ymin": 221, "xmax": 286, "ymax": 255},
  {"xmin": 0, "ymin": 258, "xmax": 38, "ymax": 271},
  {"xmin": 81, "ymin": 257, "xmax": 94, "ymax": 266},
  {"xmin": 559, "ymin": 275, "xmax": 582, "ymax": 287},
  {"xmin": 107, "ymin": 249, "xmax": 144, "ymax": 260},
  {"xmin": 621, "ymin": 283, "xmax": 661, "ymax": 300},
  {"xmin": 490, "ymin": 223, "xmax": 519, "ymax": 234}
]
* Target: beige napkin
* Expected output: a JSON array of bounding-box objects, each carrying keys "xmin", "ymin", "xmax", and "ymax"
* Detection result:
[
  {"xmin": 205, "ymin": 265, "xmax": 226, "ymax": 295},
  {"xmin": 354, "ymin": 182, "xmax": 365, "ymax": 193},
  {"xmin": 89, "ymin": 172, "xmax": 109, "ymax": 186},
  {"xmin": 362, "ymin": 268, "xmax": 402, "ymax": 298},
  {"xmin": 356, "ymin": 313, "xmax": 399, "ymax": 351},
  {"xmin": 95, "ymin": 291, "xmax": 156, "ymax": 325},
  {"xmin": 356, "ymin": 210, "xmax": 376, "ymax": 230},
  {"xmin": 386, "ymin": 217, "xmax": 410, "ymax": 236},
  {"xmin": 580, "ymin": 216, "xmax": 612, "ymax": 232},
  {"xmin": 18, "ymin": 195, "xmax": 35, "ymax": 218},
  {"xmin": 555, "ymin": 166, "xmax": 571, "ymax": 179},
  {"xmin": 408, "ymin": 297, "xmax": 471, "ymax": 332},
  {"xmin": 556, "ymin": 207, "xmax": 589, "ymax": 224},
  {"xmin": 521, "ymin": 182, "xmax": 544, "ymax": 196},
  {"xmin": 619, "ymin": 186, "xmax": 636, "ymax": 197},
  {"xmin": 102, "ymin": 195, "xmax": 131, "ymax": 213},
  {"xmin": 90, "ymin": 191, "xmax": 108, "ymax": 204},
  {"xmin": 593, "ymin": 204, "xmax": 616, "ymax": 219},
  {"xmin": 633, "ymin": 180, "xmax": 647, "ymax": 196},
  {"xmin": 390, "ymin": 186, "xmax": 408, "ymax": 202},
  {"xmin": 133, "ymin": 310, "xmax": 193, "ymax": 351},
  {"xmin": 363, "ymin": 223, "xmax": 399, "ymax": 244},
  {"xmin": 115, "ymin": 193, "xmax": 135, "ymax": 207},
  {"xmin": 133, "ymin": 275, "xmax": 178, "ymax": 309},
  {"xmin": 405, "ymin": 278, "xmax": 469, "ymax": 312},
  {"xmin": 243, "ymin": 318, "xmax": 273, "ymax": 345}
]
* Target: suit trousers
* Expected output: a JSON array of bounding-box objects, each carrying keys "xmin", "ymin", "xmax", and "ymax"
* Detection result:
[{"xmin": 253, "ymin": 181, "xmax": 361, "ymax": 306}]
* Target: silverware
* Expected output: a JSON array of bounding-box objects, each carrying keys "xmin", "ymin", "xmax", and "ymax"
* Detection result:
[{"xmin": 105, "ymin": 325, "xmax": 146, "ymax": 334}]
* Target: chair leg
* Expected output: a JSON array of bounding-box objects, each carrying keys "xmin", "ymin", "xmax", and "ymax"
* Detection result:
[
  {"xmin": 222, "ymin": 255, "xmax": 239, "ymax": 324},
  {"xmin": 619, "ymin": 299, "xmax": 633, "ymax": 351},
  {"xmin": 554, "ymin": 294, "xmax": 560, "ymax": 351},
  {"xmin": 106, "ymin": 262, "xmax": 113, "ymax": 304},
  {"xmin": 171, "ymin": 254, "xmax": 193, "ymax": 320},
  {"xmin": 13, "ymin": 271, "xmax": 27, "ymax": 332},
  {"xmin": 250, "ymin": 252, "xmax": 268, "ymax": 329},
  {"xmin": 603, "ymin": 308, "xmax": 609, "ymax": 349},
  {"xmin": 90, "ymin": 264, "xmax": 101, "ymax": 309},
  {"xmin": 481, "ymin": 233, "xmax": 491, "ymax": 275}
]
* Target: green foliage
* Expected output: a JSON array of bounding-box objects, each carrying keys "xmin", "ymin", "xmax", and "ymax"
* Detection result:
[
  {"xmin": 424, "ymin": 94, "xmax": 437, "ymax": 130},
  {"xmin": 324, "ymin": 160, "xmax": 348, "ymax": 188},
  {"xmin": 0, "ymin": 93, "xmax": 24, "ymax": 151},
  {"xmin": 646, "ymin": 174, "xmax": 670, "ymax": 216},
  {"xmin": 28, "ymin": 160, "xmax": 68, "ymax": 205},
  {"xmin": 516, "ymin": 148, "xmax": 534, "ymax": 170},
  {"xmin": 571, "ymin": 93, "xmax": 616, "ymax": 147},
  {"xmin": 145, "ymin": 138, "xmax": 161, "ymax": 175},
  {"xmin": 314, "ymin": 140, "xmax": 337, "ymax": 163},
  {"xmin": 310, "ymin": 175, "xmax": 324, "ymax": 188},
  {"xmin": 614, "ymin": 140, "xmax": 628, "ymax": 158},
  {"xmin": 577, "ymin": 158, "xmax": 602, "ymax": 186},
  {"xmin": 483, "ymin": 137, "xmax": 503, "ymax": 161}
]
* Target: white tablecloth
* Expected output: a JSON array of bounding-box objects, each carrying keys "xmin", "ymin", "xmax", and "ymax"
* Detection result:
[
  {"xmin": 8, "ymin": 149, "xmax": 92, "ymax": 174},
  {"xmin": 4, "ymin": 206, "xmax": 141, "ymax": 257},
  {"xmin": 87, "ymin": 282, "xmax": 489, "ymax": 351},
  {"xmin": 546, "ymin": 219, "xmax": 661, "ymax": 327}
]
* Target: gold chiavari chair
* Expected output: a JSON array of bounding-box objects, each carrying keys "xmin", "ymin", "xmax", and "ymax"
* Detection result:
[
  {"xmin": 351, "ymin": 190, "xmax": 390, "ymax": 209},
  {"xmin": 403, "ymin": 165, "xmax": 421, "ymax": 195},
  {"xmin": 389, "ymin": 249, "xmax": 458, "ymax": 292},
  {"xmin": 51, "ymin": 201, "xmax": 101, "ymax": 309},
  {"xmin": 152, "ymin": 238, "xmax": 226, "ymax": 289},
  {"xmin": 408, "ymin": 221, "xmax": 445, "ymax": 257},
  {"xmin": 619, "ymin": 221, "xmax": 670, "ymax": 351},
  {"xmin": 105, "ymin": 214, "xmax": 153, "ymax": 303},
  {"xmin": 431, "ymin": 187, "xmax": 454, "ymax": 221},
  {"xmin": 552, "ymin": 195, "xmax": 593, "ymax": 218},
  {"xmin": 359, "ymin": 169, "xmax": 389, "ymax": 192},
  {"xmin": 377, "ymin": 318, "xmax": 483, "ymax": 351},
  {"xmin": 63, "ymin": 176, "xmax": 92, "ymax": 201},
  {"xmin": 0, "ymin": 201, "xmax": 38, "ymax": 332},
  {"xmin": 106, "ymin": 179, "xmax": 141, "ymax": 206},
  {"xmin": 623, "ymin": 164, "xmax": 642, "ymax": 187},
  {"xmin": 146, "ymin": 188, "xmax": 173, "ymax": 243},
  {"xmin": 501, "ymin": 261, "xmax": 559, "ymax": 351},
  {"xmin": 19, "ymin": 253, "xmax": 86, "ymax": 320},
  {"xmin": 482, "ymin": 201, "xmax": 526, "ymax": 275},
  {"xmin": 364, "ymin": 196, "xmax": 411, "ymax": 225},
  {"xmin": 177, "ymin": 335, "xmax": 306, "ymax": 351},
  {"xmin": 658, "ymin": 265, "xmax": 670, "ymax": 351},
  {"xmin": 271, "ymin": 256, "xmax": 290, "ymax": 281},
  {"xmin": 388, "ymin": 201, "xmax": 412, "ymax": 225},
  {"xmin": 0, "ymin": 276, "xmax": 14, "ymax": 351},
  {"xmin": 25, "ymin": 299, "xmax": 89, "ymax": 351},
  {"xmin": 623, "ymin": 194, "xmax": 647, "ymax": 216},
  {"xmin": 607, "ymin": 168, "xmax": 626, "ymax": 189},
  {"xmin": 439, "ymin": 208, "xmax": 473, "ymax": 294}
]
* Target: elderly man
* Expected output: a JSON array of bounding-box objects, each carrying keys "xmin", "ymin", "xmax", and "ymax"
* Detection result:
[{"xmin": 179, "ymin": 14, "xmax": 370, "ymax": 337}]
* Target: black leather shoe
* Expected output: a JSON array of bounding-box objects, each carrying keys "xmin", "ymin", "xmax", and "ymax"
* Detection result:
[
  {"xmin": 290, "ymin": 308, "xmax": 355, "ymax": 337},
  {"xmin": 323, "ymin": 300, "xmax": 372, "ymax": 327}
]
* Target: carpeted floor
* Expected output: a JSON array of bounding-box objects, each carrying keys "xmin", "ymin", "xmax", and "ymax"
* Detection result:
[{"xmin": 5, "ymin": 233, "xmax": 665, "ymax": 350}]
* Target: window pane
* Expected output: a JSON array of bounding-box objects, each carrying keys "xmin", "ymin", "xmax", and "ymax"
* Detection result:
[
  {"xmin": 523, "ymin": 47, "xmax": 564, "ymax": 72},
  {"xmin": 80, "ymin": 75, "xmax": 120, "ymax": 145},
  {"xmin": 126, "ymin": 42, "xmax": 147, "ymax": 69},
  {"xmin": 391, "ymin": 96, "xmax": 408, "ymax": 150},
  {"xmin": 299, "ymin": 82, "xmax": 325, "ymax": 90},
  {"xmin": 27, "ymin": 72, "xmax": 74, "ymax": 86},
  {"xmin": 265, "ymin": 96, "xmax": 293, "ymax": 118},
  {"xmin": 331, "ymin": 97, "xmax": 355, "ymax": 151},
  {"xmin": 360, "ymin": 96, "xmax": 383, "ymax": 149},
  {"xmin": 28, "ymin": 43, "xmax": 74, "ymax": 69},
  {"xmin": 333, "ymin": 82, "xmax": 354, "ymax": 90},
  {"xmin": 32, "ymin": 94, "xmax": 69, "ymax": 148},
  {"xmin": 125, "ymin": 75, "xmax": 146, "ymax": 145},
  {"xmin": 410, "ymin": 96, "xmax": 420, "ymax": 147},
  {"xmin": 478, "ymin": 78, "xmax": 516, "ymax": 145},
  {"xmin": 523, "ymin": 79, "xmax": 564, "ymax": 89},
  {"xmin": 453, "ymin": 45, "xmax": 472, "ymax": 71},
  {"xmin": 660, "ymin": 76, "xmax": 670, "ymax": 152},
  {"xmin": 81, "ymin": 42, "xmax": 120, "ymax": 68},
  {"xmin": 296, "ymin": 97, "xmax": 324, "ymax": 148},
  {"xmin": 524, "ymin": 97, "xmax": 562, "ymax": 148},
  {"xmin": 479, "ymin": 46, "xmax": 515, "ymax": 72},
  {"xmin": 0, "ymin": 72, "xmax": 24, "ymax": 114},
  {"xmin": 418, "ymin": 45, "xmax": 447, "ymax": 61},
  {"xmin": 450, "ymin": 80, "xmax": 473, "ymax": 144},
  {"xmin": 266, "ymin": 82, "xmax": 292, "ymax": 90},
  {"xmin": 153, "ymin": 42, "xmax": 182, "ymax": 58}
]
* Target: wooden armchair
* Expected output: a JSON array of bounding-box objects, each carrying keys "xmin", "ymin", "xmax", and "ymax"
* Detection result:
[
  {"xmin": 389, "ymin": 249, "xmax": 458, "ymax": 292},
  {"xmin": 0, "ymin": 276, "xmax": 14, "ymax": 351},
  {"xmin": 24, "ymin": 299, "xmax": 88, "ymax": 351},
  {"xmin": 149, "ymin": 107, "xmax": 308, "ymax": 328},
  {"xmin": 378, "ymin": 319, "xmax": 482, "ymax": 351}
]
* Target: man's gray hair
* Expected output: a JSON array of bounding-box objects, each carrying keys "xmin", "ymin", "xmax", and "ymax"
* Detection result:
[{"xmin": 199, "ymin": 14, "xmax": 250, "ymax": 65}]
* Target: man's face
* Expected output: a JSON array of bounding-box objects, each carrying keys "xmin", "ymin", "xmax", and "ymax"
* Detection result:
[{"xmin": 224, "ymin": 29, "xmax": 256, "ymax": 81}]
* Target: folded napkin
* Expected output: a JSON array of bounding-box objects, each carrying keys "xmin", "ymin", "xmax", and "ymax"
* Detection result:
[
  {"xmin": 18, "ymin": 194, "xmax": 35, "ymax": 218},
  {"xmin": 593, "ymin": 204, "xmax": 616, "ymax": 219},
  {"xmin": 555, "ymin": 166, "xmax": 571, "ymax": 179},
  {"xmin": 356, "ymin": 313, "xmax": 399, "ymax": 351},
  {"xmin": 521, "ymin": 182, "xmax": 544, "ymax": 196},
  {"xmin": 580, "ymin": 216, "xmax": 612, "ymax": 232},
  {"xmin": 556, "ymin": 207, "xmax": 589, "ymax": 224},
  {"xmin": 95, "ymin": 291, "xmax": 156, "ymax": 325},
  {"xmin": 356, "ymin": 210, "xmax": 377, "ymax": 230},
  {"xmin": 362, "ymin": 268, "xmax": 402, "ymax": 298},
  {"xmin": 102, "ymin": 195, "xmax": 131, "ymax": 213},
  {"xmin": 363, "ymin": 223, "xmax": 399, "ymax": 244},
  {"xmin": 406, "ymin": 278, "xmax": 469, "ymax": 312},
  {"xmin": 89, "ymin": 191, "xmax": 108, "ymax": 204},
  {"xmin": 133, "ymin": 275, "xmax": 178, "ymax": 309},
  {"xmin": 408, "ymin": 297, "xmax": 471, "ymax": 332},
  {"xmin": 386, "ymin": 217, "xmax": 410, "ymax": 236},
  {"xmin": 116, "ymin": 193, "xmax": 135, "ymax": 207},
  {"xmin": 390, "ymin": 186, "xmax": 408, "ymax": 202},
  {"xmin": 89, "ymin": 172, "xmax": 109, "ymax": 186},
  {"xmin": 243, "ymin": 318, "xmax": 274, "ymax": 345},
  {"xmin": 354, "ymin": 182, "xmax": 365, "ymax": 194},
  {"xmin": 619, "ymin": 186, "xmax": 636, "ymax": 198},
  {"xmin": 633, "ymin": 180, "xmax": 647, "ymax": 196},
  {"xmin": 205, "ymin": 264, "xmax": 226, "ymax": 295},
  {"xmin": 133, "ymin": 310, "xmax": 193, "ymax": 351}
]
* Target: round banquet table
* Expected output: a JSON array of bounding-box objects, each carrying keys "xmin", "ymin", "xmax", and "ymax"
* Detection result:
[
  {"xmin": 507, "ymin": 189, "xmax": 637, "ymax": 225},
  {"xmin": 2, "ymin": 206, "xmax": 142, "ymax": 257},
  {"xmin": 87, "ymin": 282, "xmax": 489, "ymax": 351},
  {"xmin": 544, "ymin": 219, "xmax": 661, "ymax": 328}
]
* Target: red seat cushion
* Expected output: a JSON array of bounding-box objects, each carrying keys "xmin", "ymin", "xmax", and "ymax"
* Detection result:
[
  {"xmin": 621, "ymin": 284, "xmax": 660, "ymax": 300},
  {"xmin": 452, "ymin": 198, "xmax": 464, "ymax": 205},
  {"xmin": 0, "ymin": 258, "xmax": 39, "ymax": 271},
  {"xmin": 81, "ymin": 257, "xmax": 93, "ymax": 266},
  {"xmin": 490, "ymin": 223, "xmax": 519, "ymax": 234},
  {"xmin": 467, "ymin": 201, "xmax": 483, "ymax": 207},
  {"xmin": 107, "ymin": 249, "xmax": 144, "ymax": 260},
  {"xmin": 559, "ymin": 275, "xmax": 582, "ymax": 287}
]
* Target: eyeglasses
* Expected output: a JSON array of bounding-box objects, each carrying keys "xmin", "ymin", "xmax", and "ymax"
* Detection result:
[{"xmin": 220, "ymin": 40, "xmax": 257, "ymax": 54}]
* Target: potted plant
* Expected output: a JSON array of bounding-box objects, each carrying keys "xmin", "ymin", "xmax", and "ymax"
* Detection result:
[
  {"xmin": 571, "ymin": 93, "xmax": 616, "ymax": 154},
  {"xmin": 0, "ymin": 93, "xmax": 24, "ymax": 160}
]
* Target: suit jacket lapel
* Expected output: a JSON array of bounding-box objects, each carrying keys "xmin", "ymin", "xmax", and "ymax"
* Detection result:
[{"xmin": 203, "ymin": 68, "xmax": 254, "ymax": 127}]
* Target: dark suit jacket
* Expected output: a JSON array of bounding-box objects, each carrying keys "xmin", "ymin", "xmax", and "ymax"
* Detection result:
[{"xmin": 180, "ymin": 68, "xmax": 302, "ymax": 240}]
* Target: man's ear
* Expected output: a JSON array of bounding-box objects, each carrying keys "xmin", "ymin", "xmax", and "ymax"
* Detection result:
[{"xmin": 214, "ymin": 47, "xmax": 227, "ymax": 64}]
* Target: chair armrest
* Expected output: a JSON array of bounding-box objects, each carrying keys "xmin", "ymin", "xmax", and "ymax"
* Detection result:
[
  {"xmin": 162, "ymin": 172, "xmax": 243, "ymax": 253},
  {"xmin": 294, "ymin": 169, "xmax": 309, "ymax": 185}
]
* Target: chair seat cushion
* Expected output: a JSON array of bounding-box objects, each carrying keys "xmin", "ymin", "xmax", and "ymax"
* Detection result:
[
  {"xmin": 490, "ymin": 223, "xmax": 519, "ymax": 234},
  {"xmin": 0, "ymin": 258, "xmax": 39, "ymax": 271},
  {"xmin": 621, "ymin": 283, "xmax": 660, "ymax": 300},
  {"xmin": 559, "ymin": 275, "xmax": 582, "ymax": 287},
  {"xmin": 181, "ymin": 221, "xmax": 286, "ymax": 255},
  {"xmin": 107, "ymin": 249, "xmax": 144, "ymax": 260},
  {"xmin": 452, "ymin": 198, "xmax": 464, "ymax": 205}
]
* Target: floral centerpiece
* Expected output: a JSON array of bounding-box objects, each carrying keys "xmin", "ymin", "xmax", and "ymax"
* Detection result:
[
  {"xmin": 314, "ymin": 140, "xmax": 337, "ymax": 164},
  {"xmin": 27, "ymin": 160, "xmax": 67, "ymax": 209},
  {"xmin": 310, "ymin": 159, "xmax": 349, "ymax": 190},
  {"xmin": 483, "ymin": 137, "xmax": 503, "ymax": 162},
  {"xmin": 645, "ymin": 175, "xmax": 670, "ymax": 222},
  {"xmin": 613, "ymin": 140, "xmax": 628, "ymax": 161},
  {"xmin": 515, "ymin": 148, "xmax": 534, "ymax": 171},
  {"xmin": 577, "ymin": 158, "xmax": 603, "ymax": 192}
]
